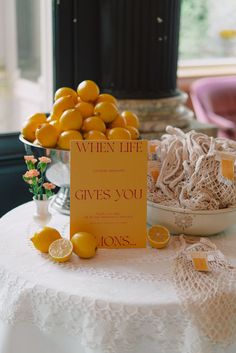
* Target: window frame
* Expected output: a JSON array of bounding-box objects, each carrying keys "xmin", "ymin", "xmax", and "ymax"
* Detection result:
[{"xmin": 178, "ymin": 57, "xmax": 236, "ymax": 78}]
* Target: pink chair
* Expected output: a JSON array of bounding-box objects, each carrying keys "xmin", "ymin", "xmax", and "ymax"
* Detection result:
[{"xmin": 190, "ymin": 76, "xmax": 236, "ymax": 139}]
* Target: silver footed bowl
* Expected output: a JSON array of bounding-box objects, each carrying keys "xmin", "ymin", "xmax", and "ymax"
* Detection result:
[{"xmin": 19, "ymin": 135, "xmax": 70, "ymax": 215}]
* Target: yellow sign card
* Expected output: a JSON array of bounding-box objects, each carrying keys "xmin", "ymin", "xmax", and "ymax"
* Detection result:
[
  {"xmin": 221, "ymin": 159, "xmax": 234, "ymax": 181},
  {"xmin": 190, "ymin": 251, "xmax": 210, "ymax": 272},
  {"xmin": 70, "ymin": 140, "xmax": 148, "ymax": 248}
]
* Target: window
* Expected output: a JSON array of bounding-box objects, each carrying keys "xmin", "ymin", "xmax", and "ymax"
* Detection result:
[
  {"xmin": 1, "ymin": 0, "xmax": 235, "ymax": 133},
  {"xmin": 178, "ymin": 0, "xmax": 236, "ymax": 77},
  {"xmin": 16, "ymin": 0, "xmax": 41, "ymax": 82}
]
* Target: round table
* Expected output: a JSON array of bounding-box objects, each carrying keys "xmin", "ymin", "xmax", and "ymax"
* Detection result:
[{"xmin": 0, "ymin": 202, "xmax": 236, "ymax": 353}]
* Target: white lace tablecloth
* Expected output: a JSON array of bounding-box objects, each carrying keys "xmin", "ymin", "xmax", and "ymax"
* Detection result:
[{"xmin": 0, "ymin": 202, "xmax": 236, "ymax": 353}]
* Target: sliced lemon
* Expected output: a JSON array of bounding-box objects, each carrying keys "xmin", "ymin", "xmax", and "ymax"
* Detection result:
[
  {"xmin": 49, "ymin": 238, "xmax": 73, "ymax": 262},
  {"xmin": 147, "ymin": 225, "xmax": 170, "ymax": 249}
]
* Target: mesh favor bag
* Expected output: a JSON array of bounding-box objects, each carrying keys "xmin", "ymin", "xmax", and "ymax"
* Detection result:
[
  {"xmin": 173, "ymin": 237, "xmax": 236, "ymax": 344},
  {"xmin": 179, "ymin": 154, "xmax": 236, "ymax": 210}
]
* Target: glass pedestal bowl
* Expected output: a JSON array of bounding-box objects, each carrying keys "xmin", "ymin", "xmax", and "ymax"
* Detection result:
[{"xmin": 19, "ymin": 135, "xmax": 70, "ymax": 215}]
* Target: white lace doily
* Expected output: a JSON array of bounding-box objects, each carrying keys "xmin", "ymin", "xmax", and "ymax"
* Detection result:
[{"xmin": 0, "ymin": 202, "xmax": 236, "ymax": 353}]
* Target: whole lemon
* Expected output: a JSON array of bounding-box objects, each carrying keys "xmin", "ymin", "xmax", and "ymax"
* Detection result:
[
  {"xmin": 121, "ymin": 111, "xmax": 140, "ymax": 128},
  {"xmin": 52, "ymin": 95, "xmax": 76, "ymax": 120},
  {"xmin": 77, "ymin": 80, "xmax": 100, "ymax": 102},
  {"xmin": 84, "ymin": 130, "xmax": 107, "ymax": 140},
  {"xmin": 21, "ymin": 120, "xmax": 39, "ymax": 142},
  {"xmin": 107, "ymin": 127, "xmax": 131, "ymax": 140},
  {"xmin": 59, "ymin": 108, "xmax": 83, "ymax": 131},
  {"xmin": 76, "ymin": 101, "xmax": 94, "ymax": 119},
  {"xmin": 82, "ymin": 116, "xmax": 106, "ymax": 133},
  {"xmin": 57, "ymin": 130, "xmax": 83, "ymax": 150},
  {"xmin": 109, "ymin": 114, "xmax": 127, "ymax": 128},
  {"xmin": 94, "ymin": 102, "xmax": 119, "ymax": 123},
  {"xmin": 54, "ymin": 87, "xmax": 78, "ymax": 104},
  {"xmin": 35, "ymin": 123, "xmax": 59, "ymax": 148},
  {"xmin": 125, "ymin": 126, "xmax": 140, "ymax": 140},
  {"xmin": 96, "ymin": 93, "xmax": 117, "ymax": 106},
  {"xmin": 31, "ymin": 226, "xmax": 61, "ymax": 253},
  {"xmin": 27, "ymin": 113, "xmax": 47, "ymax": 125},
  {"xmin": 71, "ymin": 232, "xmax": 97, "ymax": 259}
]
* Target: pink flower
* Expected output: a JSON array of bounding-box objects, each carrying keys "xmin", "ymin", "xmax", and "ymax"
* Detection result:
[
  {"xmin": 43, "ymin": 182, "xmax": 56, "ymax": 190},
  {"xmin": 39, "ymin": 156, "xmax": 51, "ymax": 164},
  {"xmin": 23, "ymin": 169, "xmax": 40, "ymax": 178},
  {"xmin": 24, "ymin": 155, "xmax": 37, "ymax": 164}
]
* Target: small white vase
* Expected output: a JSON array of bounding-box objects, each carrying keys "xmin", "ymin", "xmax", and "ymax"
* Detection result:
[{"xmin": 33, "ymin": 195, "xmax": 52, "ymax": 226}]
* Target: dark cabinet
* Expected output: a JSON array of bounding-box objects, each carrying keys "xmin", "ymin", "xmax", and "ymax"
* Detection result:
[
  {"xmin": 53, "ymin": 0, "xmax": 181, "ymax": 99},
  {"xmin": 0, "ymin": 133, "xmax": 31, "ymax": 217}
]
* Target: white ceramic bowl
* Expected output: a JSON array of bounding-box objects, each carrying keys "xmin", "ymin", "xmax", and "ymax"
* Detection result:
[{"xmin": 147, "ymin": 200, "xmax": 236, "ymax": 236}]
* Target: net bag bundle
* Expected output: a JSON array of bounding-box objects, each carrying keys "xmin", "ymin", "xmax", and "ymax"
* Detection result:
[{"xmin": 148, "ymin": 126, "xmax": 236, "ymax": 210}]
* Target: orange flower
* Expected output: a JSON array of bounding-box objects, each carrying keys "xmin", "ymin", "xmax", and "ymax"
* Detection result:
[
  {"xmin": 23, "ymin": 169, "xmax": 40, "ymax": 178},
  {"xmin": 24, "ymin": 155, "xmax": 37, "ymax": 164},
  {"xmin": 39, "ymin": 156, "xmax": 51, "ymax": 164},
  {"xmin": 43, "ymin": 182, "xmax": 56, "ymax": 190}
]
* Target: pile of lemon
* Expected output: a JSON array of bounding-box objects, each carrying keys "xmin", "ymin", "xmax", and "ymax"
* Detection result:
[
  {"xmin": 21, "ymin": 80, "xmax": 140, "ymax": 150},
  {"xmin": 31, "ymin": 226, "xmax": 97, "ymax": 262}
]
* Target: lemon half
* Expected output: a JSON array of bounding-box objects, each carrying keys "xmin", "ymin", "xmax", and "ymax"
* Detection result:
[
  {"xmin": 148, "ymin": 225, "xmax": 170, "ymax": 249},
  {"xmin": 49, "ymin": 238, "xmax": 73, "ymax": 262}
]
